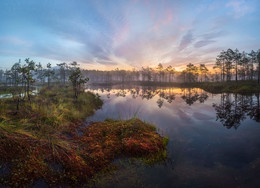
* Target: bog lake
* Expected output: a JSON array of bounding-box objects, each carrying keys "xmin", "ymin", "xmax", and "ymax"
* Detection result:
[{"xmin": 85, "ymin": 85, "xmax": 260, "ymax": 188}]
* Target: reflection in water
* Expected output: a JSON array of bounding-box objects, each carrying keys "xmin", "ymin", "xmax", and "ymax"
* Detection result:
[
  {"xmin": 248, "ymin": 93, "xmax": 260, "ymax": 122},
  {"xmin": 181, "ymin": 88, "xmax": 208, "ymax": 105},
  {"xmin": 88, "ymin": 85, "xmax": 260, "ymax": 129},
  {"xmin": 86, "ymin": 85, "xmax": 260, "ymax": 187},
  {"xmin": 213, "ymin": 93, "xmax": 260, "ymax": 129},
  {"xmin": 96, "ymin": 87, "xmax": 208, "ymax": 107}
]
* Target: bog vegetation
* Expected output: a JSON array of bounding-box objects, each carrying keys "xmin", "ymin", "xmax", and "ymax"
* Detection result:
[{"xmin": 0, "ymin": 61, "xmax": 168, "ymax": 186}]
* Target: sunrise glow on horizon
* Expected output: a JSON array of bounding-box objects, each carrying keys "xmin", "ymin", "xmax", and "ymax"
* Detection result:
[{"xmin": 0, "ymin": 0, "xmax": 260, "ymax": 70}]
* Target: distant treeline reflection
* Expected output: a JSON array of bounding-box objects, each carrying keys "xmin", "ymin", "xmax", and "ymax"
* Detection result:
[
  {"xmin": 95, "ymin": 87, "xmax": 209, "ymax": 107},
  {"xmin": 213, "ymin": 93, "xmax": 260, "ymax": 129},
  {"xmin": 89, "ymin": 86, "xmax": 260, "ymax": 129}
]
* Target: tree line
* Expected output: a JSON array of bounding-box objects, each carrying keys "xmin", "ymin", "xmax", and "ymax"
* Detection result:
[
  {"xmin": 0, "ymin": 59, "xmax": 88, "ymax": 114},
  {"xmin": 176, "ymin": 48, "xmax": 260, "ymax": 83},
  {"xmin": 0, "ymin": 48, "xmax": 259, "ymax": 86},
  {"xmin": 214, "ymin": 49, "xmax": 260, "ymax": 83},
  {"xmin": 86, "ymin": 48, "xmax": 260, "ymax": 83}
]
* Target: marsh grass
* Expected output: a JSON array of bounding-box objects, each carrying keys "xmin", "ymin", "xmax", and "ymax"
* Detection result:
[
  {"xmin": 0, "ymin": 86, "xmax": 103, "ymax": 139},
  {"xmin": 0, "ymin": 86, "xmax": 167, "ymax": 187}
]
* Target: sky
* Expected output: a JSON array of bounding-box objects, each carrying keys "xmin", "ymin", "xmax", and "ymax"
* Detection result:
[{"xmin": 0, "ymin": 0, "xmax": 260, "ymax": 70}]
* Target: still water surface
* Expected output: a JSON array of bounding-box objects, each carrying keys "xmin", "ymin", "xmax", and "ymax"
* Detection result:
[{"xmin": 86, "ymin": 85, "xmax": 260, "ymax": 188}]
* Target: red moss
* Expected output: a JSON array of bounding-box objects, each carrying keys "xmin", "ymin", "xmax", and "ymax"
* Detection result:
[{"xmin": 0, "ymin": 118, "xmax": 167, "ymax": 187}]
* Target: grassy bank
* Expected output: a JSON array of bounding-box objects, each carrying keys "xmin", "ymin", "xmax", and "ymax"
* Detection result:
[
  {"xmin": 0, "ymin": 86, "xmax": 103, "ymax": 138},
  {"xmin": 0, "ymin": 86, "xmax": 167, "ymax": 187}
]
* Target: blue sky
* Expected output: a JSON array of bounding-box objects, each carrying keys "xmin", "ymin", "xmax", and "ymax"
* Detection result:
[{"xmin": 0, "ymin": 0, "xmax": 259, "ymax": 70}]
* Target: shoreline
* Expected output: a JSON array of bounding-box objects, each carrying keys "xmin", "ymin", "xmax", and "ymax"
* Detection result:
[
  {"xmin": 0, "ymin": 86, "xmax": 167, "ymax": 187},
  {"xmin": 89, "ymin": 80, "xmax": 260, "ymax": 94}
]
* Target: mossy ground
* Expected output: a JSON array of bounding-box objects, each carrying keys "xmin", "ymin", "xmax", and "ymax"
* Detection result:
[{"xmin": 0, "ymin": 86, "xmax": 167, "ymax": 187}]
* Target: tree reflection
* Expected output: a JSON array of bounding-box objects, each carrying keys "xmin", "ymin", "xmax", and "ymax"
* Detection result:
[
  {"xmin": 247, "ymin": 93, "xmax": 260, "ymax": 122},
  {"xmin": 181, "ymin": 88, "xmax": 208, "ymax": 105},
  {"xmin": 198, "ymin": 93, "xmax": 208, "ymax": 103},
  {"xmin": 161, "ymin": 89, "xmax": 175, "ymax": 103},
  {"xmin": 91, "ymin": 86, "xmax": 177, "ymax": 108},
  {"xmin": 130, "ymin": 88, "xmax": 139, "ymax": 99},
  {"xmin": 213, "ymin": 93, "xmax": 246, "ymax": 129},
  {"xmin": 155, "ymin": 88, "xmax": 176, "ymax": 107},
  {"xmin": 140, "ymin": 89, "xmax": 156, "ymax": 100},
  {"xmin": 89, "ymin": 86, "xmax": 210, "ymax": 108},
  {"xmin": 88, "ymin": 86, "xmax": 260, "ymax": 129},
  {"xmin": 115, "ymin": 90, "xmax": 126, "ymax": 97},
  {"xmin": 157, "ymin": 98, "xmax": 164, "ymax": 108},
  {"xmin": 213, "ymin": 93, "xmax": 260, "ymax": 129}
]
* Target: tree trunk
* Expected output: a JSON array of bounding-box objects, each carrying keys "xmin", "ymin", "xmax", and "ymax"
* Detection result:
[
  {"xmin": 235, "ymin": 62, "xmax": 238, "ymax": 82},
  {"xmin": 27, "ymin": 80, "xmax": 30, "ymax": 101},
  {"xmin": 257, "ymin": 61, "xmax": 260, "ymax": 84},
  {"xmin": 16, "ymin": 97, "xmax": 20, "ymax": 114}
]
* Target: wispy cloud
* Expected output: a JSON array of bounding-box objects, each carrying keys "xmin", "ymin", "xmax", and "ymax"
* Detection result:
[
  {"xmin": 226, "ymin": 0, "xmax": 254, "ymax": 18},
  {"xmin": 193, "ymin": 30, "xmax": 227, "ymax": 48},
  {"xmin": 179, "ymin": 31, "xmax": 193, "ymax": 51},
  {"xmin": 0, "ymin": 0, "xmax": 259, "ymax": 69},
  {"xmin": 194, "ymin": 40, "xmax": 215, "ymax": 48}
]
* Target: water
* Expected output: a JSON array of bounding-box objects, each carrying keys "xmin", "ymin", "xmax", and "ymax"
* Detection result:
[
  {"xmin": 86, "ymin": 85, "xmax": 260, "ymax": 188},
  {"xmin": 0, "ymin": 94, "xmax": 12, "ymax": 99},
  {"xmin": 0, "ymin": 88, "xmax": 39, "ymax": 99}
]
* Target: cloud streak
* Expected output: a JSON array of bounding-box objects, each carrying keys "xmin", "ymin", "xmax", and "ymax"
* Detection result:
[
  {"xmin": 0, "ymin": 0, "xmax": 259, "ymax": 69},
  {"xmin": 179, "ymin": 31, "xmax": 193, "ymax": 51},
  {"xmin": 194, "ymin": 40, "xmax": 215, "ymax": 48}
]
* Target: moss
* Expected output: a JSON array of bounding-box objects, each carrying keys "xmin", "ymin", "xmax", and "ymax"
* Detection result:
[
  {"xmin": 162, "ymin": 136, "xmax": 169, "ymax": 147},
  {"xmin": 0, "ymin": 87, "xmax": 167, "ymax": 187},
  {"xmin": 0, "ymin": 118, "xmax": 167, "ymax": 187}
]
